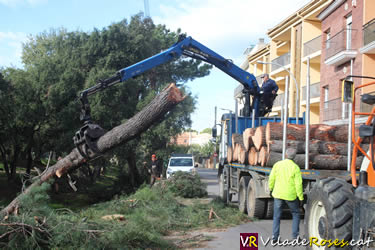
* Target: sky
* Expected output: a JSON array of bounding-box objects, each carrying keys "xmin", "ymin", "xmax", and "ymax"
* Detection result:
[{"xmin": 0, "ymin": 0, "xmax": 308, "ymax": 132}]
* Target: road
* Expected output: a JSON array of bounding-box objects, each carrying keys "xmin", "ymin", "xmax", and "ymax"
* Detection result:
[{"xmin": 196, "ymin": 168, "xmax": 306, "ymax": 250}]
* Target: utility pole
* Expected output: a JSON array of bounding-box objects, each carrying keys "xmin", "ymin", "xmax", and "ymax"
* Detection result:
[{"xmin": 144, "ymin": 0, "xmax": 150, "ymax": 17}]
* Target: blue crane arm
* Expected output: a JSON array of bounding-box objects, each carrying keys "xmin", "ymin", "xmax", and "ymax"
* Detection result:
[
  {"xmin": 82, "ymin": 36, "xmax": 259, "ymax": 96},
  {"xmin": 80, "ymin": 35, "xmax": 261, "ymax": 122}
]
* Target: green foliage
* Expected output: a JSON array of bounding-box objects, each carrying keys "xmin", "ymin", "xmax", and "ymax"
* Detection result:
[
  {"xmin": 0, "ymin": 181, "xmax": 250, "ymax": 249},
  {"xmin": 200, "ymin": 128, "xmax": 212, "ymax": 134},
  {"xmin": 166, "ymin": 172, "xmax": 207, "ymax": 198},
  {"xmin": 1, "ymin": 13, "xmax": 212, "ymax": 187},
  {"xmin": 188, "ymin": 141, "xmax": 215, "ymax": 158}
]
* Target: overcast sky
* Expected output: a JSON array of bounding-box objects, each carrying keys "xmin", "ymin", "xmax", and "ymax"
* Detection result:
[{"xmin": 0, "ymin": 0, "xmax": 308, "ymax": 131}]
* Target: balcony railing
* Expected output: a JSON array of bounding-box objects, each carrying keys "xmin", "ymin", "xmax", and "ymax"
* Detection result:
[
  {"xmin": 325, "ymin": 28, "xmax": 357, "ymax": 59},
  {"xmin": 303, "ymin": 35, "xmax": 322, "ymax": 57},
  {"xmin": 273, "ymin": 93, "xmax": 284, "ymax": 107},
  {"xmin": 302, "ymin": 82, "xmax": 320, "ymax": 101},
  {"xmin": 323, "ymin": 97, "xmax": 349, "ymax": 121},
  {"xmin": 363, "ymin": 19, "xmax": 375, "ymax": 47},
  {"xmin": 256, "ymin": 75, "xmax": 262, "ymax": 85},
  {"xmin": 271, "ymin": 52, "xmax": 290, "ymax": 72}
]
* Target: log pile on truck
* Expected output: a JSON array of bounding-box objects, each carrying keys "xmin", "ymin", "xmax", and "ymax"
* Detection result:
[{"xmin": 227, "ymin": 122, "xmax": 367, "ymax": 170}]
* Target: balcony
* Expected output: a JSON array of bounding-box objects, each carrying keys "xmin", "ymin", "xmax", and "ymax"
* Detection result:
[
  {"xmin": 273, "ymin": 93, "xmax": 284, "ymax": 109},
  {"xmin": 301, "ymin": 82, "xmax": 320, "ymax": 104},
  {"xmin": 303, "ymin": 35, "xmax": 322, "ymax": 57},
  {"xmin": 256, "ymin": 75, "xmax": 262, "ymax": 85},
  {"xmin": 360, "ymin": 19, "xmax": 375, "ymax": 54},
  {"xmin": 271, "ymin": 52, "xmax": 290, "ymax": 72},
  {"xmin": 324, "ymin": 29, "xmax": 357, "ymax": 66},
  {"xmin": 323, "ymin": 97, "xmax": 349, "ymax": 122}
]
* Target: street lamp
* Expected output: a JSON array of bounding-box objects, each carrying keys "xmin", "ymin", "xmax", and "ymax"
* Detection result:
[{"xmin": 257, "ymin": 61, "xmax": 300, "ymax": 123}]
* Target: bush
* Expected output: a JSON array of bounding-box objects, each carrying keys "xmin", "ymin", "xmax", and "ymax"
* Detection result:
[{"xmin": 166, "ymin": 172, "xmax": 207, "ymax": 198}]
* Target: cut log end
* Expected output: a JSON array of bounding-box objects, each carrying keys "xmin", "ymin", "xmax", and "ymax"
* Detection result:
[{"xmin": 167, "ymin": 83, "xmax": 185, "ymax": 103}]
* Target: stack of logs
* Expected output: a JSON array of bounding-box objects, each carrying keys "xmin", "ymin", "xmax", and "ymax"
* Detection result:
[{"xmin": 227, "ymin": 122, "xmax": 367, "ymax": 170}]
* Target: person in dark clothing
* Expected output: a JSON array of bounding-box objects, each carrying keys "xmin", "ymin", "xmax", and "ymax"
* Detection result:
[
  {"xmin": 260, "ymin": 73, "xmax": 279, "ymax": 109},
  {"xmin": 148, "ymin": 154, "xmax": 162, "ymax": 187}
]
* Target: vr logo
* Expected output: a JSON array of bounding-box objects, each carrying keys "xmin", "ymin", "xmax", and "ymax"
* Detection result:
[{"xmin": 240, "ymin": 233, "xmax": 258, "ymax": 250}]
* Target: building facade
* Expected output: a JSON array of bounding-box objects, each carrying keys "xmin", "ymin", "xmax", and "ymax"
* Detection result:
[
  {"xmin": 243, "ymin": 0, "xmax": 332, "ymax": 124},
  {"xmin": 242, "ymin": 0, "xmax": 375, "ymax": 125},
  {"xmin": 318, "ymin": 0, "xmax": 363, "ymax": 124}
]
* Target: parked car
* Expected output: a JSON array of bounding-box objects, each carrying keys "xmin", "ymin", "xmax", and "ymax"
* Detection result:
[{"xmin": 166, "ymin": 153, "xmax": 197, "ymax": 178}]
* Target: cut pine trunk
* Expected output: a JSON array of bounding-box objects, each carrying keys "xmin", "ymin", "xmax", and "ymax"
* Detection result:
[
  {"xmin": 265, "ymin": 151, "xmax": 363, "ymax": 170},
  {"xmin": 227, "ymin": 146, "xmax": 233, "ymax": 163},
  {"xmin": 232, "ymin": 144, "xmax": 238, "ymax": 162},
  {"xmin": 239, "ymin": 144, "xmax": 248, "ymax": 164},
  {"xmin": 265, "ymin": 123, "xmax": 356, "ymax": 145},
  {"xmin": 258, "ymin": 146, "xmax": 268, "ymax": 167},
  {"xmin": 243, "ymin": 128, "xmax": 255, "ymax": 151},
  {"xmin": 252, "ymin": 126, "xmax": 266, "ymax": 150},
  {"xmin": 232, "ymin": 133, "xmax": 243, "ymax": 151},
  {"xmin": 268, "ymin": 139, "xmax": 369, "ymax": 156},
  {"xmin": 249, "ymin": 147, "xmax": 257, "ymax": 165}
]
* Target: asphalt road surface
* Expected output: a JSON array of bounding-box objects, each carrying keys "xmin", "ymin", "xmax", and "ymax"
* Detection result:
[{"xmin": 196, "ymin": 168, "xmax": 306, "ymax": 250}]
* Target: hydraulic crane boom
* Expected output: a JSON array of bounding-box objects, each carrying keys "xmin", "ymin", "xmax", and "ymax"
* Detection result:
[
  {"xmin": 79, "ymin": 35, "xmax": 261, "ymax": 123},
  {"xmin": 75, "ymin": 35, "xmax": 264, "ymax": 159}
]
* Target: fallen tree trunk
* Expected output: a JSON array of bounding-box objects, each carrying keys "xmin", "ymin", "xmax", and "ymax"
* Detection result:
[{"xmin": 1, "ymin": 83, "xmax": 185, "ymax": 217}]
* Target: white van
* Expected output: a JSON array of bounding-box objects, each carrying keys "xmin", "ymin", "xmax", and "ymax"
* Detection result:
[{"xmin": 166, "ymin": 154, "xmax": 196, "ymax": 179}]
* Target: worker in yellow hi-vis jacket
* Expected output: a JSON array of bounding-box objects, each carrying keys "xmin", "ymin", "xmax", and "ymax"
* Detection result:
[{"xmin": 269, "ymin": 148, "xmax": 303, "ymax": 243}]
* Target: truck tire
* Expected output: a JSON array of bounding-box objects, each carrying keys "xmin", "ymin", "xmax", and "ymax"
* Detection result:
[
  {"xmin": 264, "ymin": 199, "xmax": 274, "ymax": 219},
  {"xmin": 219, "ymin": 168, "xmax": 232, "ymax": 203},
  {"xmin": 247, "ymin": 178, "xmax": 266, "ymax": 218},
  {"xmin": 305, "ymin": 177, "xmax": 354, "ymax": 249},
  {"xmin": 238, "ymin": 176, "xmax": 250, "ymax": 213}
]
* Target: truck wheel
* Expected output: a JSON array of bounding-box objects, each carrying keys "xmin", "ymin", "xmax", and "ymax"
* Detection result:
[
  {"xmin": 219, "ymin": 168, "xmax": 232, "ymax": 203},
  {"xmin": 238, "ymin": 176, "xmax": 250, "ymax": 213},
  {"xmin": 305, "ymin": 178, "xmax": 354, "ymax": 249},
  {"xmin": 264, "ymin": 199, "xmax": 274, "ymax": 219},
  {"xmin": 247, "ymin": 178, "xmax": 266, "ymax": 218}
]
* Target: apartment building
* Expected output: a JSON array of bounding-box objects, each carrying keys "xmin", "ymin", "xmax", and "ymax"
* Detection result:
[
  {"xmin": 318, "ymin": 0, "xmax": 364, "ymax": 124},
  {"xmin": 243, "ymin": 0, "xmax": 332, "ymax": 124},
  {"xmin": 360, "ymin": 0, "xmax": 375, "ymax": 112}
]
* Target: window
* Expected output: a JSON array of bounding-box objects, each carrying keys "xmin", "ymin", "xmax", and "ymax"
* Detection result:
[
  {"xmin": 346, "ymin": 15, "xmax": 352, "ymax": 50},
  {"xmin": 326, "ymin": 30, "xmax": 331, "ymax": 49},
  {"xmin": 169, "ymin": 158, "xmax": 193, "ymax": 167},
  {"xmin": 324, "ymin": 86, "xmax": 329, "ymax": 109}
]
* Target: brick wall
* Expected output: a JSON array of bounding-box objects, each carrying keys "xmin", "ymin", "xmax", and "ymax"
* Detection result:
[{"xmin": 320, "ymin": 0, "xmax": 363, "ymax": 123}]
